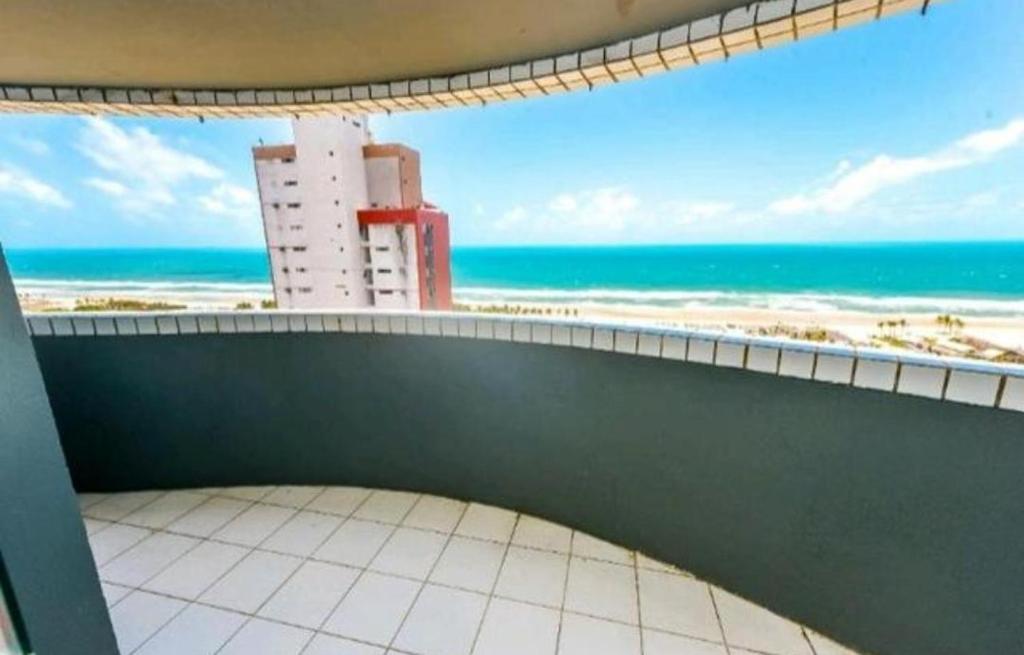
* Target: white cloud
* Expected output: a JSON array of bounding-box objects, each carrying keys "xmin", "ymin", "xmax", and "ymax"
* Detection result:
[
  {"xmin": 771, "ymin": 117, "xmax": 1024, "ymax": 215},
  {"xmin": 84, "ymin": 177, "xmax": 130, "ymax": 197},
  {"xmin": 78, "ymin": 117, "xmax": 223, "ymax": 214},
  {"xmin": 957, "ymin": 119, "xmax": 1024, "ymax": 156},
  {"xmin": 961, "ymin": 191, "xmax": 999, "ymax": 210},
  {"xmin": 198, "ymin": 183, "xmax": 259, "ymax": 221},
  {"xmin": 549, "ymin": 187, "xmax": 640, "ymax": 232},
  {"xmin": 0, "ymin": 162, "xmax": 71, "ymax": 208},
  {"xmin": 12, "ymin": 136, "xmax": 50, "ymax": 156},
  {"xmin": 490, "ymin": 187, "xmax": 645, "ymax": 241},
  {"xmin": 549, "ymin": 193, "xmax": 578, "ymax": 213},
  {"xmin": 668, "ymin": 200, "xmax": 736, "ymax": 224},
  {"xmin": 494, "ymin": 206, "xmax": 528, "ymax": 231}
]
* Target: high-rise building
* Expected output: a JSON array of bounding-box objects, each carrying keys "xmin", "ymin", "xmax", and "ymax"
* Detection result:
[{"xmin": 253, "ymin": 116, "xmax": 451, "ymax": 311}]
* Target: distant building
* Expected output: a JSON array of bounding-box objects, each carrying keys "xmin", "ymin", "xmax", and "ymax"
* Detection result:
[{"xmin": 253, "ymin": 117, "xmax": 452, "ymax": 311}]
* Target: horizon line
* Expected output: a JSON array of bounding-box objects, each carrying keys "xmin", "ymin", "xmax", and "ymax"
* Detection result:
[{"xmin": 5, "ymin": 238, "xmax": 1024, "ymax": 252}]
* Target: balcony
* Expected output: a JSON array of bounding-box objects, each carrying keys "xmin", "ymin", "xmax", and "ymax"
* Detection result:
[
  {"xmin": 8, "ymin": 304, "xmax": 1020, "ymax": 655},
  {"xmin": 4, "ymin": 229, "xmax": 1023, "ymax": 655}
]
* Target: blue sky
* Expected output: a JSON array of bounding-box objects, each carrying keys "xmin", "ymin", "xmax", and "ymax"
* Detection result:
[{"xmin": 0, "ymin": 0, "xmax": 1021, "ymax": 248}]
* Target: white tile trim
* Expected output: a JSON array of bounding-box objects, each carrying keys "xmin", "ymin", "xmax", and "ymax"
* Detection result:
[{"xmin": 27, "ymin": 310, "xmax": 1024, "ymax": 412}]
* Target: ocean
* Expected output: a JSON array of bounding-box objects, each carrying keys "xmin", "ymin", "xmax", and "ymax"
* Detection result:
[{"xmin": 6, "ymin": 242, "xmax": 1024, "ymax": 316}]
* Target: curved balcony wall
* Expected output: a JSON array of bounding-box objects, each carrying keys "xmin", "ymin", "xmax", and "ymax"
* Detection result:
[{"xmin": 28, "ymin": 311, "xmax": 1024, "ymax": 655}]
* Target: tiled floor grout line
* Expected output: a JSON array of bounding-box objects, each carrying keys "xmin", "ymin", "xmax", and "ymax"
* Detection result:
[
  {"xmin": 385, "ymin": 499, "xmax": 479, "ymax": 650},
  {"xmin": 111, "ymin": 495, "xmax": 260, "ymax": 655},
  {"xmin": 708, "ymin": 585, "xmax": 733, "ymax": 655},
  {"xmin": 219, "ymin": 487, "xmax": 361, "ymax": 655},
  {"xmin": 109, "ymin": 494, "xmax": 264, "ymax": 654},
  {"xmin": 295, "ymin": 489, "xmax": 404, "ymax": 654},
  {"xmin": 381, "ymin": 501, "xmax": 475, "ymax": 654},
  {"xmin": 466, "ymin": 513, "xmax": 522, "ymax": 655},
  {"xmin": 126, "ymin": 593, "xmax": 192, "ymax": 655},
  {"xmin": 84, "ymin": 489, "xmax": 173, "ymax": 531},
  {"xmin": 236, "ymin": 487, "xmax": 384, "ymax": 655},
  {"xmin": 552, "ymin": 529, "xmax": 576, "ymax": 655},
  {"xmin": 297, "ymin": 490, "xmax": 419, "ymax": 653},
  {"xmin": 802, "ymin": 627, "xmax": 820, "ymax": 655},
  {"xmin": 105, "ymin": 496, "xmax": 259, "ymax": 586},
  {"xmin": 634, "ymin": 555, "xmax": 647, "ymax": 655}
]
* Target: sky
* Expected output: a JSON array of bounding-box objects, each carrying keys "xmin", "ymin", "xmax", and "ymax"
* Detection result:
[{"xmin": 0, "ymin": 0, "xmax": 1021, "ymax": 249}]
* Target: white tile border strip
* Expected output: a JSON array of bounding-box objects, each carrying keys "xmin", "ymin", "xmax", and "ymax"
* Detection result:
[{"xmin": 26, "ymin": 310, "xmax": 1024, "ymax": 413}]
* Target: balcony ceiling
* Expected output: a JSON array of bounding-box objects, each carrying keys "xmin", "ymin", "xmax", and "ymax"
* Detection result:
[
  {"xmin": 3, "ymin": 0, "xmax": 771, "ymax": 89},
  {"xmin": 0, "ymin": 0, "xmax": 926, "ymax": 115}
]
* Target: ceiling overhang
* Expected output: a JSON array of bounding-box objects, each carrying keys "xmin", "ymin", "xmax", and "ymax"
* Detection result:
[{"xmin": 0, "ymin": 0, "xmax": 932, "ymax": 117}]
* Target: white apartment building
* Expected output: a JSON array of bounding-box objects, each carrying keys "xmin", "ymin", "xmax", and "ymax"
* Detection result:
[{"xmin": 253, "ymin": 116, "xmax": 451, "ymax": 311}]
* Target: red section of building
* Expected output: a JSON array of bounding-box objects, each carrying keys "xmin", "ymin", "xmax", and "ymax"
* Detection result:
[{"xmin": 357, "ymin": 208, "xmax": 452, "ymax": 310}]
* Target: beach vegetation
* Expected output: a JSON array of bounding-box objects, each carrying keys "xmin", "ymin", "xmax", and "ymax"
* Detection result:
[
  {"xmin": 994, "ymin": 351, "xmax": 1024, "ymax": 365},
  {"xmin": 69, "ymin": 297, "xmax": 186, "ymax": 312},
  {"xmin": 260, "ymin": 299, "xmax": 277, "ymax": 309},
  {"xmin": 936, "ymin": 314, "xmax": 965, "ymax": 334},
  {"xmin": 452, "ymin": 302, "xmax": 580, "ymax": 318},
  {"xmin": 875, "ymin": 319, "xmax": 909, "ymax": 339},
  {"xmin": 235, "ymin": 301, "xmax": 253, "ymax": 309},
  {"xmin": 800, "ymin": 328, "xmax": 829, "ymax": 342}
]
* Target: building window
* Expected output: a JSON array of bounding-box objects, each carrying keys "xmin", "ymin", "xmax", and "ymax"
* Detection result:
[
  {"xmin": 375, "ymin": 246, "xmax": 389, "ymax": 252},
  {"xmin": 272, "ymin": 202, "xmax": 280, "ymax": 209},
  {"xmin": 423, "ymin": 223, "xmax": 437, "ymax": 305},
  {"xmin": 282, "ymin": 267, "xmax": 289, "ymax": 273},
  {"xmin": 379, "ymin": 290, "xmax": 393, "ymax": 295},
  {"xmin": 282, "ymin": 157, "xmax": 294, "ymax": 163},
  {"xmin": 286, "ymin": 202, "xmax": 301, "ymax": 209},
  {"xmin": 298, "ymin": 287, "xmax": 313, "ymax": 293},
  {"xmin": 284, "ymin": 180, "xmax": 298, "ymax": 186},
  {"xmin": 296, "ymin": 267, "xmax": 308, "ymax": 273},
  {"xmin": 293, "ymin": 246, "xmax": 307, "ymax": 252},
  {"xmin": 334, "ymin": 200, "xmax": 340, "ymax": 206},
  {"xmin": 353, "ymin": 120, "xmax": 361, "ymax": 127},
  {"xmin": 328, "ymin": 150, "xmax": 334, "ymax": 157},
  {"xmin": 378, "ymin": 268, "xmax": 393, "ymax": 274}
]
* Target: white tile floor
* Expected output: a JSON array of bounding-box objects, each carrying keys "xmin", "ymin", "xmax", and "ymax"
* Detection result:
[{"xmin": 81, "ymin": 487, "xmax": 860, "ymax": 655}]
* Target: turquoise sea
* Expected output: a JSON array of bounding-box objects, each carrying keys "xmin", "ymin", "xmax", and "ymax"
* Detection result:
[{"xmin": 6, "ymin": 242, "xmax": 1024, "ymax": 316}]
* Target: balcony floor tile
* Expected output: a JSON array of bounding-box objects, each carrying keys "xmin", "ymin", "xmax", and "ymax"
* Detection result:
[{"xmin": 79, "ymin": 486, "xmax": 861, "ymax": 655}]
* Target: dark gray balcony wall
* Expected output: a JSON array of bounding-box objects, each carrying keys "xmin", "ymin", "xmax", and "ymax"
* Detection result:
[
  {"xmin": 0, "ymin": 249, "xmax": 118, "ymax": 655},
  {"xmin": 33, "ymin": 330, "xmax": 1024, "ymax": 655}
]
